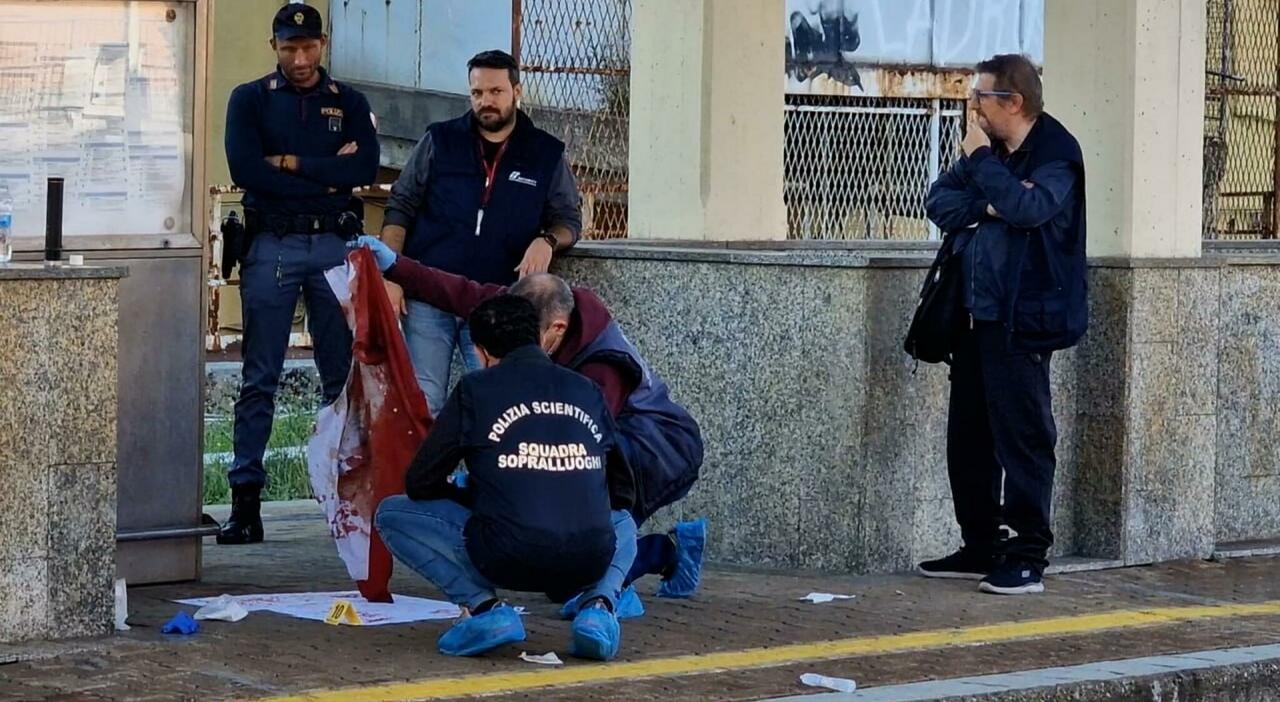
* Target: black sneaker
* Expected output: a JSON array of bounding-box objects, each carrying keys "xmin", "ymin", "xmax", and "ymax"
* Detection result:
[
  {"xmin": 917, "ymin": 548, "xmax": 998, "ymax": 580},
  {"xmin": 978, "ymin": 561, "xmax": 1044, "ymax": 595}
]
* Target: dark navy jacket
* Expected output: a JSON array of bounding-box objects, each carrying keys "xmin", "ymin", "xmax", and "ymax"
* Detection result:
[
  {"xmin": 225, "ymin": 67, "xmax": 379, "ymax": 216},
  {"xmin": 403, "ymin": 344, "xmax": 635, "ymax": 591},
  {"xmin": 388, "ymin": 111, "xmax": 577, "ymax": 285},
  {"xmin": 568, "ymin": 322, "xmax": 704, "ymax": 524},
  {"xmin": 925, "ymin": 113, "xmax": 1087, "ymax": 352}
]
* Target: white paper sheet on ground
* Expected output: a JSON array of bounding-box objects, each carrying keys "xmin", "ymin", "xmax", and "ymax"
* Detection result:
[
  {"xmin": 798, "ymin": 592, "xmax": 855, "ymax": 603},
  {"xmin": 193, "ymin": 594, "xmax": 249, "ymax": 622},
  {"xmin": 519, "ymin": 651, "xmax": 564, "ymax": 665},
  {"xmin": 176, "ymin": 591, "xmax": 459, "ymax": 626}
]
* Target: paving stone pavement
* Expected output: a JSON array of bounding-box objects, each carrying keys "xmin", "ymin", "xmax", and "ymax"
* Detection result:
[{"xmin": 3, "ymin": 503, "xmax": 1280, "ymax": 701}]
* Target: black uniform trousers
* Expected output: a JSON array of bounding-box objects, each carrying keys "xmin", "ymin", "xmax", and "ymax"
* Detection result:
[{"xmin": 947, "ymin": 321, "xmax": 1057, "ymax": 571}]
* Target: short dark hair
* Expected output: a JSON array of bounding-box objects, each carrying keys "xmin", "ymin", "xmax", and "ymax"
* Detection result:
[
  {"xmin": 467, "ymin": 50, "xmax": 520, "ymax": 86},
  {"xmin": 508, "ymin": 273, "xmax": 575, "ymax": 329},
  {"xmin": 975, "ymin": 54, "xmax": 1043, "ymax": 117},
  {"xmin": 469, "ymin": 294, "xmax": 540, "ymax": 359}
]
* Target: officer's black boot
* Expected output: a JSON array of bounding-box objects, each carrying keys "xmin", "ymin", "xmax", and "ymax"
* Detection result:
[{"xmin": 216, "ymin": 485, "xmax": 264, "ymax": 545}]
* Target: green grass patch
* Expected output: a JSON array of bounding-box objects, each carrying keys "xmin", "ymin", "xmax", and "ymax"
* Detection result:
[{"xmin": 203, "ymin": 404, "xmax": 322, "ymax": 505}]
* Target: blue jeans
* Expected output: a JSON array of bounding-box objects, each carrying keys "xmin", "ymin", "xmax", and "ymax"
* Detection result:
[
  {"xmin": 402, "ymin": 300, "xmax": 482, "ymax": 417},
  {"xmin": 231, "ymin": 232, "xmax": 352, "ymax": 489},
  {"xmin": 375, "ymin": 495, "xmax": 638, "ymax": 611}
]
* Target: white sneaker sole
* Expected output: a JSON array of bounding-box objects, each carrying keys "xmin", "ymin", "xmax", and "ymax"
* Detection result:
[
  {"xmin": 917, "ymin": 567, "xmax": 987, "ymax": 580},
  {"xmin": 978, "ymin": 581, "xmax": 1045, "ymax": 595}
]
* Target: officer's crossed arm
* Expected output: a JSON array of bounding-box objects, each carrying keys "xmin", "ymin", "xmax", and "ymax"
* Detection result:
[
  {"xmin": 280, "ymin": 91, "xmax": 381, "ymax": 190},
  {"xmin": 515, "ymin": 155, "xmax": 583, "ymax": 279},
  {"xmin": 225, "ymin": 85, "xmax": 331, "ymax": 199}
]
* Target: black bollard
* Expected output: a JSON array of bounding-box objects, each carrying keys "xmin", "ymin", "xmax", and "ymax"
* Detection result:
[{"xmin": 45, "ymin": 176, "xmax": 63, "ymax": 263}]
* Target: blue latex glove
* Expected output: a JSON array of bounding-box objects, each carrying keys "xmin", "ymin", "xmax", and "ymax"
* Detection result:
[
  {"xmin": 347, "ymin": 234, "xmax": 397, "ymax": 272},
  {"xmin": 449, "ymin": 467, "xmax": 468, "ymax": 489},
  {"xmin": 161, "ymin": 610, "xmax": 200, "ymax": 635}
]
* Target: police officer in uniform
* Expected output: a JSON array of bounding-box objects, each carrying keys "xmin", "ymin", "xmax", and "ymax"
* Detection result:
[
  {"xmin": 218, "ymin": 4, "xmax": 380, "ymax": 544},
  {"xmin": 375, "ymin": 294, "xmax": 637, "ymax": 661}
]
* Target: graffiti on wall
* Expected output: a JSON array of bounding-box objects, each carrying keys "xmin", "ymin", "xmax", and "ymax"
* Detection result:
[{"xmin": 785, "ymin": 0, "xmax": 1043, "ymax": 98}]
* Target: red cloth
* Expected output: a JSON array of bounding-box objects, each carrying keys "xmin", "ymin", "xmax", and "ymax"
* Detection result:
[{"xmin": 309, "ymin": 248, "xmax": 432, "ymax": 603}]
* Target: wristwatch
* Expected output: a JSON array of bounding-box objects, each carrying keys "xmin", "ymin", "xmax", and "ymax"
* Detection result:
[{"xmin": 540, "ymin": 232, "xmax": 558, "ymax": 251}]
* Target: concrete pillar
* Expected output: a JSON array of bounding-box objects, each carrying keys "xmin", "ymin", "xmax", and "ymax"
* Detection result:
[
  {"xmin": 628, "ymin": 0, "xmax": 787, "ymax": 241},
  {"xmin": 1044, "ymin": 0, "xmax": 1206, "ymax": 258},
  {"xmin": 1046, "ymin": 0, "xmax": 1217, "ymax": 567}
]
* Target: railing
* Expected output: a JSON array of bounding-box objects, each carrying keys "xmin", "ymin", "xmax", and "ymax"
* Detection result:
[
  {"xmin": 784, "ymin": 96, "xmax": 965, "ymax": 241},
  {"xmin": 1204, "ymin": 0, "xmax": 1280, "ymax": 240},
  {"xmin": 513, "ymin": 0, "xmax": 631, "ymax": 239}
]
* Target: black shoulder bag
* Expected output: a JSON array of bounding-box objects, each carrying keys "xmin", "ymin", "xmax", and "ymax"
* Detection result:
[{"xmin": 903, "ymin": 233, "xmax": 967, "ymax": 365}]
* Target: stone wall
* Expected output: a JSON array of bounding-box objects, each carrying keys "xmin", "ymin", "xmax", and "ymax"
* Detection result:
[
  {"xmin": 0, "ymin": 267, "xmax": 125, "ymax": 642},
  {"xmin": 552, "ymin": 245, "xmax": 1277, "ymax": 572},
  {"xmin": 1216, "ymin": 263, "xmax": 1280, "ymax": 543}
]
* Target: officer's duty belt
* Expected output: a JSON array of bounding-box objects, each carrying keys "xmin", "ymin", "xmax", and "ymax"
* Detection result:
[{"xmin": 260, "ymin": 212, "xmax": 360, "ymax": 236}]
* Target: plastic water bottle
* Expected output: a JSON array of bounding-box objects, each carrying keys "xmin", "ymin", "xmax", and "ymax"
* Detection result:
[
  {"xmin": 799, "ymin": 673, "xmax": 857, "ymax": 693},
  {"xmin": 0, "ymin": 183, "xmax": 12, "ymax": 263}
]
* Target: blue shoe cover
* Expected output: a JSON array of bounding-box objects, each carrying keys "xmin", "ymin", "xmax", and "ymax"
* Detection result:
[
  {"xmin": 570, "ymin": 603, "xmax": 621, "ymax": 661},
  {"xmin": 558, "ymin": 585, "xmax": 644, "ymax": 620},
  {"xmin": 657, "ymin": 518, "xmax": 707, "ymax": 599},
  {"xmin": 437, "ymin": 605, "xmax": 525, "ymax": 656}
]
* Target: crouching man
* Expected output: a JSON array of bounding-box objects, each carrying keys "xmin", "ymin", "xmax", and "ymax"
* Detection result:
[{"xmin": 375, "ymin": 294, "xmax": 637, "ymax": 660}]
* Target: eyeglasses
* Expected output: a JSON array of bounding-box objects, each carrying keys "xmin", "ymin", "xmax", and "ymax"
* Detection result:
[{"xmin": 970, "ymin": 89, "xmax": 1018, "ymax": 100}]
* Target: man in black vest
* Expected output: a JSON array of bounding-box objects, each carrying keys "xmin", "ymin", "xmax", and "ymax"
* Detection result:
[
  {"xmin": 376, "ymin": 49, "xmax": 582, "ymax": 419},
  {"xmin": 921, "ymin": 54, "xmax": 1087, "ymax": 595},
  {"xmin": 218, "ymin": 3, "xmax": 379, "ymax": 545},
  {"xmin": 375, "ymin": 295, "xmax": 636, "ymax": 660}
]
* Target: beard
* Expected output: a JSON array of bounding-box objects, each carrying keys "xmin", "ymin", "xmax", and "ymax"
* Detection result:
[{"xmin": 476, "ymin": 105, "xmax": 516, "ymax": 133}]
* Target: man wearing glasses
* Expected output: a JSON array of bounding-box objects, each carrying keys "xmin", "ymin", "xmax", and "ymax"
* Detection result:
[{"xmin": 920, "ymin": 54, "xmax": 1087, "ymax": 595}]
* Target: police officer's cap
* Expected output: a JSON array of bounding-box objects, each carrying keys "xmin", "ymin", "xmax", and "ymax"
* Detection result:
[{"xmin": 273, "ymin": 3, "xmax": 324, "ymax": 41}]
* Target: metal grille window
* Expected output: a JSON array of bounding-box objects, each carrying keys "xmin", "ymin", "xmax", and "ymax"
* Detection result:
[
  {"xmin": 785, "ymin": 96, "xmax": 964, "ymax": 241},
  {"xmin": 1204, "ymin": 0, "xmax": 1280, "ymax": 239},
  {"xmin": 514, "ymin": 0, "xmax": 630, "ymax": 239}
]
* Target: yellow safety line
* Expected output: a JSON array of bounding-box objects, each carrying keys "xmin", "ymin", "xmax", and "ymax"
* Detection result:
[{"xmin": 260, "ymin": 599, "xmax": 1280, "ymax": 702}]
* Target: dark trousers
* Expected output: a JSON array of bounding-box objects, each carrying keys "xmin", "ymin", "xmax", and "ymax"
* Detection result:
[
  {"xmin": 230, "ymin": 232, "xmax": 352, "ymax": 489},
  {"xmin": 947, "ymin": 322, "xmax": 1057, "ymax": 570},
  {"xmin": 625, "ymin": 534, "xmax": 675, "ymax": 586}
]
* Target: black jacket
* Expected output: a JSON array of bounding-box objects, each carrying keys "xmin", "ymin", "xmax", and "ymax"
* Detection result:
[
  {"xmin": 926, "ymin": 113, "xmax": 1088, "ymax": 352},
  {"xmin": 404, "ymin": 344, "xmax": 634, "ymax": 590}
]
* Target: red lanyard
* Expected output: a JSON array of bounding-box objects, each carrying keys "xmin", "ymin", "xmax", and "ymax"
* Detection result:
[
  {"xmin": 475, "ymin": 138, "xmax": 510, "ymax": 236},
  {"xmin": 477, "ymin": 138, "xmax": 510, "ymax": 209}
]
